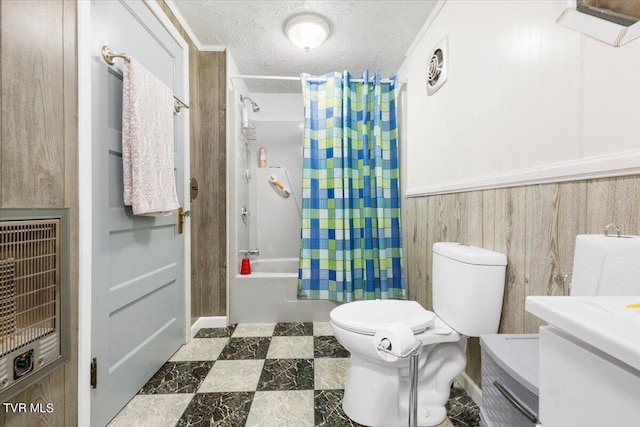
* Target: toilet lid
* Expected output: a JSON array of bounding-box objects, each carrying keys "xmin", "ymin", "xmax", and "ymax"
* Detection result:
[{"xmin": 330, "ymin": 300, "xmax": 436, "ymax": 335}]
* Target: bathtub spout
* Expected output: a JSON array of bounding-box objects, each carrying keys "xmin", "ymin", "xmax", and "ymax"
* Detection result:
[{"xmin": 239, "ymin": 248, "xmax": 260, "ymax": 256}]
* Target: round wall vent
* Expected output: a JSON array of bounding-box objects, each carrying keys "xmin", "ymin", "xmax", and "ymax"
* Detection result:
[
  {"xmin": 426, "ymin": 36, "xmax": 448, "ymax": 96},
  {"xmin": 427, "ymin": 49, "xmax": 444, "ymax": 86}
]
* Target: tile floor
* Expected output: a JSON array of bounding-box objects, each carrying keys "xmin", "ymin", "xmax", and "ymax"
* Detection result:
[{"xmin": 108, "ymin": 322, "xmax": 480, "ymax": 427}]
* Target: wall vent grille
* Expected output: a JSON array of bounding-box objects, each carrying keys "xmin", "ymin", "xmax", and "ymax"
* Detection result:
[
  {"xmin": 427, "ymin": 36, "xmax": 449, "ymax": 96},
  {"xmin": 0, "ymin": 220, "xmax": 59, "ymax": 358},
  {"xmin": 0, "ymin": 259, "xmax": 17, "ymax": 339},
  {"xmin": 0, "ymin": 211, "xmax": 68, "ymax": 402}
]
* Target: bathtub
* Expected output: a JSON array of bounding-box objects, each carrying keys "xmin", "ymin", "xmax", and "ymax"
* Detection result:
[
  {"xmin": 229, "ymin": 257, "xmax": 339, "ymax": 324},
  {"xmin": 251, "ymin": 258, "xmax": 299, "ymax": 275}
]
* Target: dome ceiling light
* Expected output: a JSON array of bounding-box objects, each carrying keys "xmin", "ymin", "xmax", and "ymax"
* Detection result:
[{"xmin": 285, "ymin": 14, "xmax": 330, "ymax": 51}]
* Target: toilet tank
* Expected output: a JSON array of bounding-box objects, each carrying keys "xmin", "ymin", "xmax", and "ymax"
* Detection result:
[{"xmin": 432, "ymin": 243, "xmax": 507, "ymax": 337}]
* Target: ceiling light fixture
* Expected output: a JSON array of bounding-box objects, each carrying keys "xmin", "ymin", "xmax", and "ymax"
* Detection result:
[{"xmin": 285, "ymin": 14, "xmax": 330, "ymax": 51}]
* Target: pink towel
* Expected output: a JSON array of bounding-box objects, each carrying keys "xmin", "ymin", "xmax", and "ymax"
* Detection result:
[{"xmin": 122, "ymin": 58, "xmax": 180, "ymax": 216}]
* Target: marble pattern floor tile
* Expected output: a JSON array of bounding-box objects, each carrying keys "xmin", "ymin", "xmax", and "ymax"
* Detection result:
[
  {"xmin": 257, "ymin": 358, "xmax": 314, "ymax": 391},
  {"xmin": 139, "ymin": 361, "xmax": 213, "ymax": 394},
  {"xmin": 313, "ymin": 321, "xmax": 334, "ymax": 336},
  {"xmin": 314, "ymin": 335, "xmax": 350, "ymax": 358},
  {"xmin": 198, "ymin": 360, "xmax": 264, "ymax": 393},
  {"xmin": 245, "ymin": 390, "xmax": 315, "ymax": 427},
  {"xmin": 217, "ymin": 337, "xmax": 271, "ymax": 360},
  {"xmin": 193, "ymin": 324, "xmax": 237, "ymax": 338},
  {"xmin": 118, "ymin": 324, "xmax": 481, "ymax": 426},
  {"xmin": 314, "ymin": 389, "xmax": 364, "ymax": 427},
  {"xmin": 232, "ymin": 322, "xmax": 276, "ymax": 337},
  {"xmin": 446, "ymin": 386, "xmax": 481, "ymax": 427},
  {"xmin": 169, "ymin": 338, "xmax": 229, "ymax": 361},
  {"xmin": 437, "ymin": 418, "xmax": 456, "ymax": 427},
  {"xmin": 273, "ymin": 322, "xmax": 314, "ymax": 336},
  {"xmin": 314, "ymin": 389, "xmax": 457, "ymax": 427},
  {"xmin": 108, "ymin": 394, "xmax": 194, "ymax": 427},
  {"xmin": 314, "ymin": 357, "xmax": 350, "ymax": 390},
  {"xmin": 175, "ymin": 392, "xmax": 253, "ymax": 427},
  {"xmin": 267, "ymin": 336, "xmax": 314, "ymax": 359}
]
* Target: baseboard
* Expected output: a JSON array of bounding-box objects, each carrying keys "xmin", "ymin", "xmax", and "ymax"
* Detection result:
[
  {"xmin": 190, "ymin": 316, "xmax": 228, "ymax": 338},
  {"xmin": 456, "ymin": 372, "xmax": 482, "ymax": 407}
]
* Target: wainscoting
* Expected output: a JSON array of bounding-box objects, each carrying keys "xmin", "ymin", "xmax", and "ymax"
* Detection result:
[
  {"xmin": 159, "ymin": 1, "xmax": 228, "ymax": 321},
  {"xmin": 0, "ymin": 1, "xmax": 78, "ymax": 425},
  {"xmin": 403, "ymin": 174, "xmax": 640, "ymax": 385}
]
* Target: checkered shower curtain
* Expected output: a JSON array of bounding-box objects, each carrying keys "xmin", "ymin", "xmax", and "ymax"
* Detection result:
[{"xmin": 297, "ymin": 71, "xmax": 405, "ymax": 302}]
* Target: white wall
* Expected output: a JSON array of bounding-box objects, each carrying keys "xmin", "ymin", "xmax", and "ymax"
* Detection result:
[
  {"xmin": 228, "ymin": 78, "xmax": 305, "ymax": 267},
  {"xmin": 251, "ymin": 164, "xmax": 302, "ymax": 259},
  {"xmin": 247, "ymin": 93, "xmax": 304, "ymax": 259},
  {"xmin": 251, "ymin": 93, "xmax": 304, "ymax": 122},
  {"xmin": 401, "ymin": 0, "xmax": 640, "ymax": 195},
  {"xmin": 227, "ymin": 51, "xmax": 251, "ymax": 274}
]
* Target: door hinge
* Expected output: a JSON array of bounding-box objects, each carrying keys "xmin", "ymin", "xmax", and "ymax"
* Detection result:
[{"xmin": 90, "ymin": 357, "xmax": 97, "ymax": 389}]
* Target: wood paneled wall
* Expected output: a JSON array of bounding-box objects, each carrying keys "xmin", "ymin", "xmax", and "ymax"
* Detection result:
[
  {"xmin": 158, "ymin": 2, "xmax": 227, "ymax": 321},
  {"xmin": 191, "ymin": 51, "xmax": 227, "ymax": 319},
  {"xmin": 403, "ymin": 175, "xmax": 640, "ymax": 386},
  {"xmin": 0, "ymin": 0, "xmax": 78, "ymax": 425},
  {"xmin": 0, "ymin": 2, "xmax": 224, "ymax": 424}
]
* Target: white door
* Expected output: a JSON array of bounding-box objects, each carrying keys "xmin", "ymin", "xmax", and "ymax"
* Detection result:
[{"xmin": 90, "ymin": 1, "xmax": 187, "ymax": 425}]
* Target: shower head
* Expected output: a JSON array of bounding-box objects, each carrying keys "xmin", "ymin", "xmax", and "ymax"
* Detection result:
[{"xmin": 240, "ymin": 95, "xmax": 260, "ymax": 113}]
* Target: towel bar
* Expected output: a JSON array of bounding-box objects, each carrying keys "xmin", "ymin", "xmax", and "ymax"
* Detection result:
[{"xmin": 101, "ymin": 45, "xmax": 190, "ymax": 114}]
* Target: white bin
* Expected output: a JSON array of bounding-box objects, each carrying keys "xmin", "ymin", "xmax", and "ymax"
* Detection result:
[{"xmin": 480, "ymin": 334, "xmax": 540, "ymax": 427}]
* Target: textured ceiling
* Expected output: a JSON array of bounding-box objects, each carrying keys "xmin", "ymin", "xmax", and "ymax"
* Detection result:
[{"xmin": 170, "ymin": 1, "xmax": 437, "ymax": 92}]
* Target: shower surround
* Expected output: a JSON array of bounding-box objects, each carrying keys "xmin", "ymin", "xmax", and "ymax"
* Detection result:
[{"xmin": 228, "ymin": 91, "xmax": 338, "ymax": 324}]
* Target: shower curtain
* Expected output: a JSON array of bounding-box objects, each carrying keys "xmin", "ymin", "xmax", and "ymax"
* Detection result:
[{"xmin": 298, "ymin": 71, "xmax": 405, "ymax": 302}]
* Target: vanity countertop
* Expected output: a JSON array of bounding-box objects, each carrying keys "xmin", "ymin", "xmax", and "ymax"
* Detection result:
[{"xmin": 526, "ymin": 296, "xmax": 640, "ymax": 371}]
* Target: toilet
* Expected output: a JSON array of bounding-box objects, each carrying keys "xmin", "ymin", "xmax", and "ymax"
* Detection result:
[{"xmin": 330, "ymin": 242, "xmax": 507, "ymax": 427}]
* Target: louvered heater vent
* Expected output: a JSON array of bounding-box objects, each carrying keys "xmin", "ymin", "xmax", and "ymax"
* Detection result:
[
  {"xmin": 0, "ymin": 210, "xmax": 69, "ymax": 401},
  {"xmin": 0, "ymin": 259, "xmax": 17, "ymax": 339}
]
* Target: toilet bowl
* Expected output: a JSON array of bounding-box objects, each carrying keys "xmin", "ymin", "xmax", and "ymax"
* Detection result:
[
  {"xmin": 330, "ymin": 243, "xmax": 507, "ymax": 427},
  {"xmin": 331, "ymin": 300, "xmax": 465, "ymax": 427}
]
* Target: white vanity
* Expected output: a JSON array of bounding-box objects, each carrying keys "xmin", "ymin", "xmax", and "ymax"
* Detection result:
[{"xmin": 526, "ymin": 296, "xmax": 640, "ymax": 427}]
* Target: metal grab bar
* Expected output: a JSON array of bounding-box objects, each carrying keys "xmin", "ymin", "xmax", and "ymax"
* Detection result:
[
  {"xmin": 100, "ymin": 45, "xmax": 190, "ymax": 114},
  {"xmin": 377, "ymin": 339, "xmax": 422, "ymax": 427}
]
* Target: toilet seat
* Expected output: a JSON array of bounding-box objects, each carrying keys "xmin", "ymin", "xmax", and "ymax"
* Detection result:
[{"xmin": 330, "ymin": 300, "xmax": 436, "ymax": 336}]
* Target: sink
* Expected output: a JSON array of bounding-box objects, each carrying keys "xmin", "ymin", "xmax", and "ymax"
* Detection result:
[{"xmin": 526, "ymin": 296, "xmax": 640, "ymax": 371}]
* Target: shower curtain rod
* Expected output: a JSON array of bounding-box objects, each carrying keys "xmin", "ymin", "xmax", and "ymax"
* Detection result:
[{"xmin": 231, "ymin": 74, "xmax": 397, "ymax": 84}]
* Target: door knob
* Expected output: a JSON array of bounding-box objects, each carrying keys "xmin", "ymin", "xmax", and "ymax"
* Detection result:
[{"xmin": 178, "ymin": 207, "xmax": 191, "ymax": 235}]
